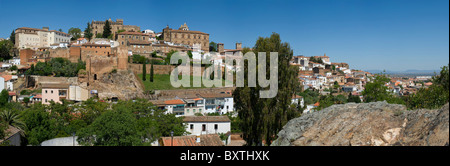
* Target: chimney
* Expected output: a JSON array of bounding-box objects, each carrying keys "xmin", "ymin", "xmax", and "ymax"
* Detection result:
[
  {"xmin": 217, "ymin": 43, "xmax": 224, "ymax": 53},
  {"xmin": 42, "ymin": 27, "xmax": 49, "ymax": 31},
  {"xmin": 196, "ymin": 135, "xmax": 201, "ymax": 143},
  {"xmin": 236, "ymin": 43, "xmax": 242, "ymax": 50}
]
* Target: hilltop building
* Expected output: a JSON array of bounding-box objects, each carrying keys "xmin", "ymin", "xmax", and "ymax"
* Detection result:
[
  {"xmin": 15, "ymin": 27, "xmax": 72, "ymax": 50},
  {"xmin": 162, "ymin": 23, "xmax": 209, "ymax": 52},
  {"xmin": 91, "ymin": 18, "xmax": 140, "ymax": 40}
]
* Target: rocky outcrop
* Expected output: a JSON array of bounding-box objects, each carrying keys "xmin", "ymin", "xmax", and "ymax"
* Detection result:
[
  {"xmin": 272, "ymin": 101, "xmax": 449, "ymax": 146},
  {"xmin": 90, "ymin": 70, "xmax": 146, "ymax": 100}
]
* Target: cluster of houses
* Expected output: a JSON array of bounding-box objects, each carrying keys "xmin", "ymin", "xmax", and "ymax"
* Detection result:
[{"xmin": 387, "ymin": 76, "xmax": 434, "ymax": 96}]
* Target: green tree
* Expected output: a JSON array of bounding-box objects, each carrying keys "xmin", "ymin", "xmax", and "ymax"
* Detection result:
[
  {"xmin": 0, "ymin": 109, "xmax": 26, "ymax": 133},
  {"xmin": 362, "ymin": 74, "xmax": 391, "ymax": 103},
  {"xmin": 20, "ymin": 103, "xmax": 57, "ymax": 146},
  {"xmin": 84, "ymin": 22, "xmax": 93, "ymax": 41},
  {"xmin": 9, "ymin": 65, "xmax": 18, "ymax": 71},
  {"xmin": 233, "ymin": 32, "xmax": 300, "ymax": 146},
  {"xmin": 95, "ymin": 33, "xmax": 103, "ymax": 38},
  {"xmin": 209, "ymin": 41, "xmax": 217, "ymax": 52},
  {"xmin": 150, "ymin": 60, "xmax": 154, "ymax": 82},
  {"xmin": 0, "ymin": 89, "xmax": 9, "ymax": 106},
  {"xmin": 347, "ymin": 93, "xmax": 361, "ymax": 103},
  {"xmin": 77, "ymin": 105, "xmax": 142, "ymax": 146},
  {"xmin": 362, "ymin": 74, "xmax": 404, "ymax": 104},
  {"xmin": 187, "ymin": 50, "xmax": 193, "ymax": 59},
  {"xmin": 0, "ymin": 40, "xmax": 13, "ymax": 60},
  {"xmin": 405, "ymin": 64, "xmax": 449, "ymax": 109},
  {"xmin": 10, "ymin": 30, "xmax": 15, "ymax": 45},
  {"xmin": 68, "ymin": 27, "xmax": 82, "ymax": 40},
  {"xmin": 103, "ymin": 20, "xmax": 112, "ymax": 39},
  {"xmin": 165, "ymin": 50, "xmax": 178, "ymax": 65},
  {"xmin": 142, "ymin": 59, "xmax": 147, "ymax": 81}
]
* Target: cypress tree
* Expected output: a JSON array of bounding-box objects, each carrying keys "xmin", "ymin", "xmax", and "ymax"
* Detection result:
[
  {"xmin": 10, "ymin": 30, "xmax": 15, "ymax": 45},
  {"xmin": 103, "ymin": 20, "xmax": 112, "ymax": 39},
  {"xmin": 84, "ymin": 23, "xmax": 93, "ymax": 41},
  {"xmin": 142, "ymin": 59, "xmax": 146, "ymax": 81},
  {"xmin": 150, "ymin": 60, "xmax": 154, "ymax": 82}
]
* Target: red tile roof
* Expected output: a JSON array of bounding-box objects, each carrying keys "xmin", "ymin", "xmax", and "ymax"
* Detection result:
[
  {"xmin": 164, "ymin": 99, "xmax": 185, "ymax": 105},
  {"xmin": 1, "ymin": 75, "xmax": 14, "ymax": 82},
  {"xmin": 159, "ymin": 134, "xmax": 224, "ymax": 146}
]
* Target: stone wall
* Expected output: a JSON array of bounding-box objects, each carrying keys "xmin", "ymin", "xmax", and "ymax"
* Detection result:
[
  {"xmin": 128, "ymin": 64, "xmax": 206, "ymax": 76},
  {"xmin": 49, "ymin": 48, "xmax": 70, "ymax": 59}
]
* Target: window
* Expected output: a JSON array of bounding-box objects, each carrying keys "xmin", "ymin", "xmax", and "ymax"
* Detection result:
[
  {"xmin": 190, "ymin": 124, "xmax": 194, "ymax": 130},
  {"xmin": 45, "ymin": 90, "xmax": 48, "ymax": 94},
  {"xmin": 214, "ymin": 124, "xmax": 218, "ymax": 130},
  {"xmin": 51, "ymin": 90, "xmax": 53, "ymax": 94},
  {"xmin": 202, "ymin": 124, "xmax": 206, "ymax": 131}
]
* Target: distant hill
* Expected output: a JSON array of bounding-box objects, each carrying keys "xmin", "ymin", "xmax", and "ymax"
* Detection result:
[{"xmin": 366, "ymin": 69, "xmax": 439, "ymax": 76}]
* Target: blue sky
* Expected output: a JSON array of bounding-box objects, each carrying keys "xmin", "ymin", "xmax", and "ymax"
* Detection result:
[{"xmin": 0, "ymin": 0, "xmax": 448, "ymax": 71}]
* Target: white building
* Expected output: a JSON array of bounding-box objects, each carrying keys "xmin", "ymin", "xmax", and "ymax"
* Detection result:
[
  {"xmin": 1, "ymin": 75, "xmax": 17, "ymax": 91},
  {"xmin": 48, "ymin": 30, "xmax": 71, "ymax": 44},
  {"xmin": 164, "ymin": 99, "xmax": 186, "ymax": 117},
  {"xmin": 15, "ymin": 27, "xmax": 72, "ymax": 50},
  {"xmin": 183, "ymin": 116, "xmax": 231, "ymax": 136},
  {"xmin": 201, "ymin": 92, "xmax": 234, "ymax": 115},
  {"xmin": 0, "ymin": 77, "xmax": 5, "ymax": 92},
  {"xmin": 183, "ymin": 98, "xmax": 206, "ymax": 116},
  {"xmin": 8, "ymin": 58, "xmax": 20, "ymax": 66}
]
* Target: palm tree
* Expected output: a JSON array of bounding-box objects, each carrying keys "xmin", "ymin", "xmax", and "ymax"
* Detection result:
[{"xmin": 0, "ymin": 109, "xmax": 26, "ymax": 135}]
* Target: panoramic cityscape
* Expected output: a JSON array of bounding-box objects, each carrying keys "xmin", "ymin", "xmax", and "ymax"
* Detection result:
[{"xmin": 0, "ymin": 0, "xmax": 448, "ymax": 153}]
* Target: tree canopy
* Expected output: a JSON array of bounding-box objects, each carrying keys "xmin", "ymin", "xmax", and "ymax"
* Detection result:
[
  {"xmin": 25, "ymin": 58, "xmax": 85, "ymax": 77},
  {"xmin": 233, "ymin": 32, "xmax": 300, "ymax": 146},
  {"xmin": 103, "ymin": 20, "xmax": 112, "ymax": 39},
  {"xmin": 68, "ymin": 27, "xmax": 82, "ymax": 40}
]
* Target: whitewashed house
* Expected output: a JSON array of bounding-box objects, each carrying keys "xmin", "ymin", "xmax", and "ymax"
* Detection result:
[{"xmin": 183, "ymin": 116, "xmax": 231, "ymax": 136}]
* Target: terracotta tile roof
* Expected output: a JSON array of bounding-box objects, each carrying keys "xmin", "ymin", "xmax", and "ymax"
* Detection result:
[
  {"xmin": 8, "ymin": 92, "xmax": 16, "ymax": 96},
  {"xmin": 41, "ymin": 83, "xmax": 70, "ymax": 89},
  {"xmin": 34, "ymin": 94, "xmax": 42, "ymax": 99},
  {"xmin": 0, "ymin": 126, "xmax": 21, "ymax": 144},
  {"xmin": 1, "ymin": 75, "xmax": 14, "ymax": 82},
  {"xmin": 170, "ymin": 29, "xmax": 209, "ymax": 35},
  {"xmin": 164, "ymin": 99, "xmax": 185, "ymax": 105},
  {"xmin": 159, "ymin": 134, "xmax": 224, "ymax": 146},
  {"xmin": 314, "ymin": 102, "xmax": 320, "ymax": 107},
  {"xmin": 183, "ymin": 116, "xmax": 231, "ymax": 122}
]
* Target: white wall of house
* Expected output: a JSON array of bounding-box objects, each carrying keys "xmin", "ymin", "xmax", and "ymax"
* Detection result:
[
  {"xmin": 219, "ymin": 97, "xmax": 234, "ymax": 114},
  {"xmin": 0, "ymin": 77, "xmax": 5, "ymax": 92},
  {"xmin": 185, "ymin": 121, "xmax": 230, "ymax": 136}
]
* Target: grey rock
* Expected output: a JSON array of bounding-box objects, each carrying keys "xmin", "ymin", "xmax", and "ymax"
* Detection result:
[{"xmin": 272, "ymin": 102, "xmax": 449, "ymax": 146}]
